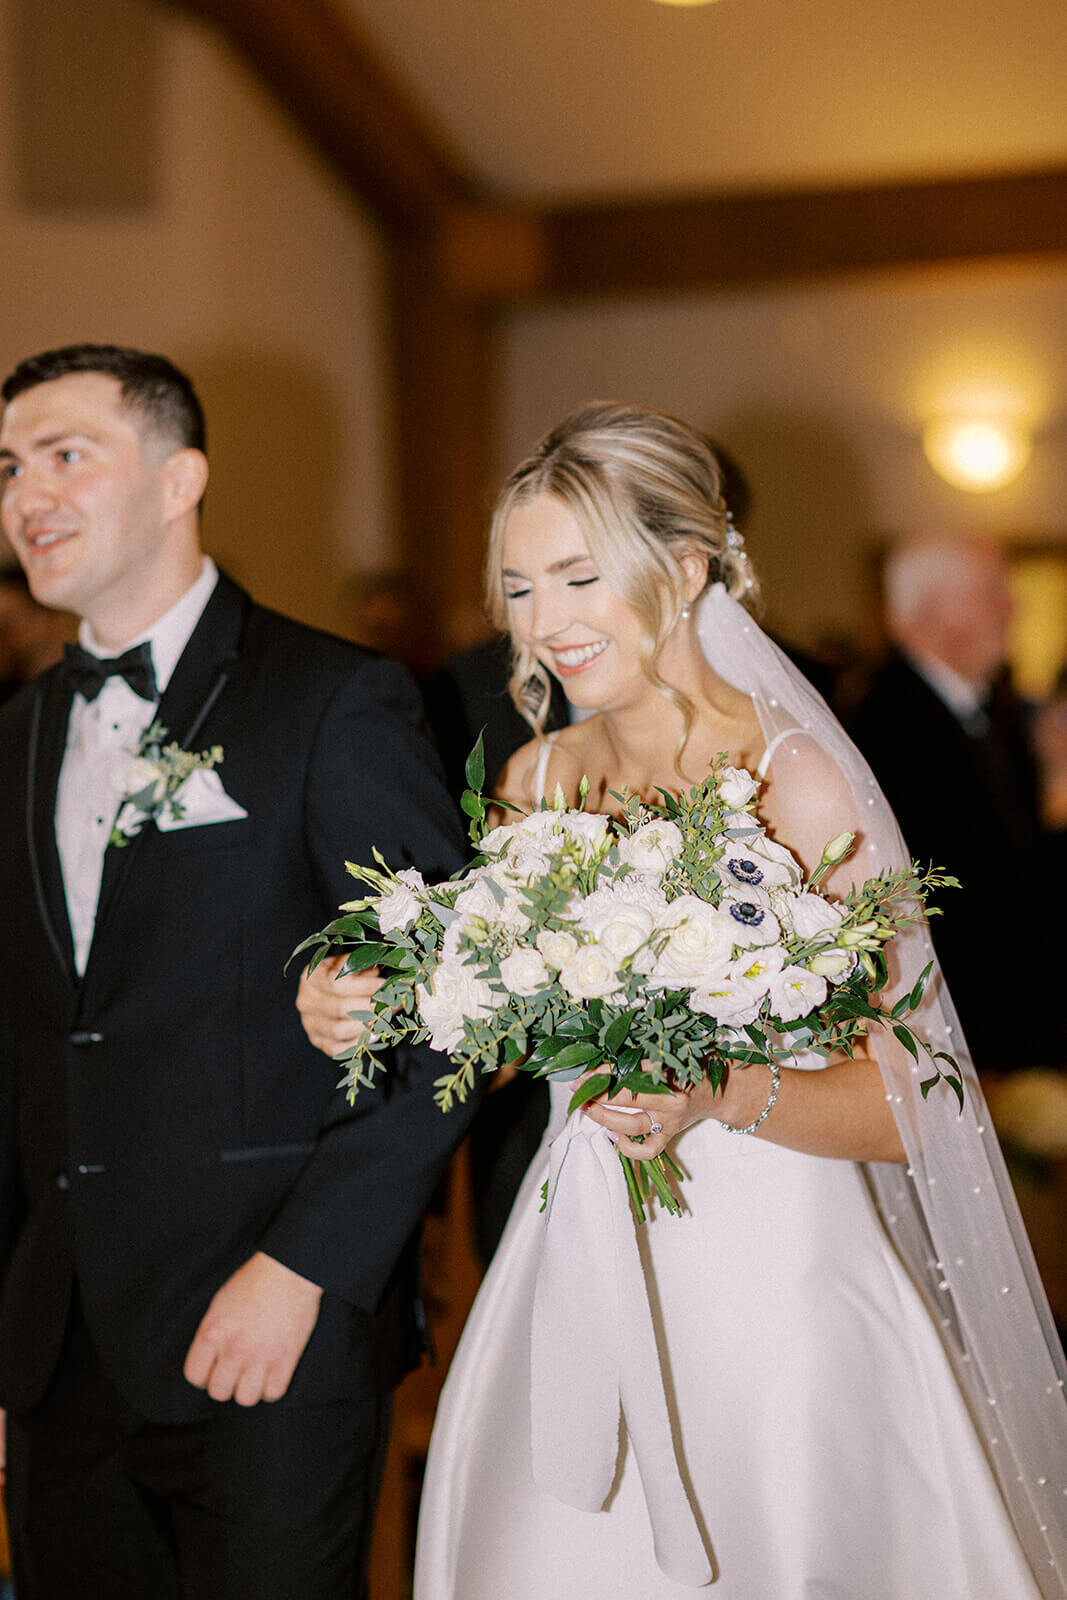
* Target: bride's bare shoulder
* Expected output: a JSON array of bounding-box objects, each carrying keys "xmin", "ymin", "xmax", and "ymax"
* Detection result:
[{"xmin": 494, "ymin": 721, "xmax": 602, "ymax": 811}]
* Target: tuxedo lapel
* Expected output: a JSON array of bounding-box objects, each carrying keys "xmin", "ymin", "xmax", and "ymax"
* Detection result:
[
  {"xmin": 25, "ymin": 669, "xmax": 78, "ymax": 985},
  {"xmin": 89, "ymin": 574, "xmax": 251, "ymax": 960}
]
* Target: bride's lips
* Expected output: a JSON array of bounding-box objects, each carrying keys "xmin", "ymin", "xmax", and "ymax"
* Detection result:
[{"xmin": 550, "ymin": 640, "xmax": 608, "ymax": 677}]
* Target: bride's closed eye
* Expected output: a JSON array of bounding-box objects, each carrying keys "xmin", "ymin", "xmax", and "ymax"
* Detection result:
[{"xmin": 567, "ymin": 577, "xmax": 599, "ymax": 588}]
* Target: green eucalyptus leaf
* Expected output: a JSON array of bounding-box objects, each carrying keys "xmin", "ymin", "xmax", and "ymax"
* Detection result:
[
  {"xmin": 340, "ymin": 942, "xmax": 393, "ymax": 973},
  {"xmin": 891, "ymin": 1024, "xmax": 919, "ymax": 1059},
  {"xmin": 908, "ymin": 962, "xmax": 933, "ymax": 1011},
  {"xmin": 604, "ymin": 1012, "xmax": 633, "ymax": 1054},
  {"xmin": 567, "ymin": 1072, "xmax": 612, "ymax": 1113},
  {"xmin": 544, "ymin": 1042, "xmax": 603, "ymax": 1073},
  {"xmin": 464, "ymin": 732, "xmax": 487, "ymax": 795}
]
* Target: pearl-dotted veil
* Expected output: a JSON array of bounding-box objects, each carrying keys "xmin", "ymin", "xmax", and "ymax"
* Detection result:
[{"xmin": 698, "ymin": 582, "xmax": 1067, "ymax": 1595}]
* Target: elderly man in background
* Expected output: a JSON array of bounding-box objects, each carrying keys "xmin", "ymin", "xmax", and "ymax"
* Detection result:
[{"xmin": 846, "ymin": 537, "xmax": 1064, "ymax": 1077}]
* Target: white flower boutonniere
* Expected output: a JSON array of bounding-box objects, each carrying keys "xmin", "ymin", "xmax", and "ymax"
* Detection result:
[{"xmin": 110, "ymin": 720, "xmax": 225, "ymax": 848}]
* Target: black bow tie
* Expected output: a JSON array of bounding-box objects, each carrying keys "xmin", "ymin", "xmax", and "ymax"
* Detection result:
[{"xmin": 62, "ymin": 641, "xmax": 158, "ymax": 704}]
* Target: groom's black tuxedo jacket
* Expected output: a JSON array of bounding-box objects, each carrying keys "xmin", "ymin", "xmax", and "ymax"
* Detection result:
[{"xmin": 0, "ymin": 571, "xmax": 470, "ymax": 1422}]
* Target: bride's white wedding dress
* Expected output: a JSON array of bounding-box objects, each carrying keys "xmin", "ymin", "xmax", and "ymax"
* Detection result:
[
  {"xmin": 413, "ymin": 588, "xmax": 1066, "ymax": 1597},
  {"xmin": 414, "ymin": 1083, "xmax": 1042, "ymax": 1597}
]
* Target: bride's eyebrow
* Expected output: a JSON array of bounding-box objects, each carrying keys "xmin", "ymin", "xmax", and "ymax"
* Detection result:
[{"xmin": 502, "ymin": 555, "xmax": 595, "ymax": 578}]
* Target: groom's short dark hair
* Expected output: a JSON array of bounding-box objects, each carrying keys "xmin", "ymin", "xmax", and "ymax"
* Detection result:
[{"xmin": 1, "ymin": 344, "xmax": 206, "ymax": 455}]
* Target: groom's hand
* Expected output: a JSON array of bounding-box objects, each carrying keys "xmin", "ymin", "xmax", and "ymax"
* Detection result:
[
  {"xmin": 297, "ymin": 954, "xmax": 381, "ymax": 1056},
  {"xmin": 183, "ymin": 1251, "xmax": 322, "ymax": 1406}
]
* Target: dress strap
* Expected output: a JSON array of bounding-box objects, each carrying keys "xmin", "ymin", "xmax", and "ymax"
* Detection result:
[
  {"xmin": 756, "ymin": 725, "xmax": 807, "ymax": 779},
  {"xmin": 532, "ymin": 731, "xmax": 559, "ymax": 802}
]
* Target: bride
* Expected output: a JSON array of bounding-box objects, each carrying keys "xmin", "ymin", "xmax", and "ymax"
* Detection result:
[{"xmin": 302, "ymin": 404, "xmax": 1067, "ymax": 1596}]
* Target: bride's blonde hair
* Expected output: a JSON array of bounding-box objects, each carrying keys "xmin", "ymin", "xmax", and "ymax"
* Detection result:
[{"xmin": 485, "ymin": 401, "xmax": 758, "ymax": 735}]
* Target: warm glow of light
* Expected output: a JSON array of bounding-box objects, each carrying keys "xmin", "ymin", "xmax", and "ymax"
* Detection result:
[
  {"xmin": 650, "ymin": 0, "xmax": 722, "ymax": 7},
  {"xmin": 922, "ymin": 415, "xmax": 1031, "ymax": 493}
]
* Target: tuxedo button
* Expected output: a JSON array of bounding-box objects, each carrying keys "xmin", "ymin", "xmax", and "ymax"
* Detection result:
[
  {"xmin": 54, "ymin": 1171, "xmax": 70, "ymax": 1192},
  {"xmin": 69, "ymin": 1031, "xmax": 104, "ymax": 1046}
]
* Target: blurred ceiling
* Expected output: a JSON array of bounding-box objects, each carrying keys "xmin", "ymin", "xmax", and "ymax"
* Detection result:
[{"xmin": 340, "ymin": 0, "xmax": 1067, "ymax": 203}]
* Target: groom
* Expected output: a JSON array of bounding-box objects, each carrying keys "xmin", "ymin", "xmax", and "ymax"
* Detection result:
[{"xmin": 0, "ymin": 344, "xmax": 471, "ymax": 1598}]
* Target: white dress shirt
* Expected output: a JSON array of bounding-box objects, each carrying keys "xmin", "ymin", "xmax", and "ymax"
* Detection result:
[
  {"xmin": 56, "ymin": 558, "xmax": 219, "ymax": 974},
  {"xmin": 904, "ymin": 647, "xmax": 986, "ymax": 725}
]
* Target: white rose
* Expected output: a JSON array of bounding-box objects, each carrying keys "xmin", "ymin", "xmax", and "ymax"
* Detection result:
[
  {"xmin": 376, "ymin": 867, "xmax": 427, "ymax": 934},
  {"xmin": 558, "ymin": 941, "xmax": 622, "ymax": 1001},
  {"xmin": 788, "ymin": 893, "xmax": 845, "ymax": 942},
  {"xmin": 499, "ymin": 946, "xmax": 550, "ymax": 997},
  {"xmin": 717, "ymin": 765, "xmax": 760, "ymax": 809},
  {"xmin": 577, "ymin": 887, "xmax": 657, "ymax": 961},
  {"xmin": 516, "ymin": 810, "xmax": 563, "ymax": 842},
  {"xmin": 640, "ymin": 894, "xmax": 733, "ymax": 987},
  {"xmin": 416, "ymin": 962, "xmax": 497, "ymax": 1053},
  {"xmin": 452, "ymin": 874, "xmax": 530, "ymax": 937},
  {"xmin": 617, "ymin": 819, "xmax": 684, "ymax": 875},
  {"xmin": 537, "ymin": 929, "xmax": 580, "ymax": 969},
  {"xmin": 690, "ymin": 973, "xmax": 765, "ymax": 1027},
  {"xmin": 452, "ymin": 876, "xmax": 501, "ymax": 921},
  {"xmin": 556, "ymin": 811, "xmax": 610, "ymax": 855},
  {"xmin": 479, "ymin": 820, "xmax": 523, "ymax": 855},
  {"xmin": 499, "ymin": 841, "xmax": 552, "ymax": 886},
  {"xmin": 768, "ymin": 964, "xmax": 828, "ymax": 1023}
]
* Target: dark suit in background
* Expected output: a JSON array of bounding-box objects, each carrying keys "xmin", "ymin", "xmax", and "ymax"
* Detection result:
[{"xmin": 846, "ymin": 649, "xmax": 1064, "ymax": 1073}]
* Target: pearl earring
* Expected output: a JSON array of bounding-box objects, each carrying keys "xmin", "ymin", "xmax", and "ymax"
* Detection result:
[{"xmin": 680, "ymin": 605, "xmax": 691, "ymax": 621}]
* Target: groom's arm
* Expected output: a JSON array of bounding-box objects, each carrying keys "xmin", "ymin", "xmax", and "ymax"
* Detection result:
[
  {"xmin": 184, "ymin": 654, "xmax": 472, "ymax": 1402},
  {"xmin": 183, "ymin": 1251, "xmax": 323, "ymax": 1406},
  {"xmin": 256, "ymin": 653, "xmax": 479, "ymax": 1311}
]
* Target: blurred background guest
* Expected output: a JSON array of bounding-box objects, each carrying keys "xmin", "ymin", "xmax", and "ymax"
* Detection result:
[
  {"xmin": 845, "ymin": 536, "xmax": 1064, "ymax": 1076},
  {"xmin": 0, "ymin": 567, "xmax": 70, "ymax": 706}
]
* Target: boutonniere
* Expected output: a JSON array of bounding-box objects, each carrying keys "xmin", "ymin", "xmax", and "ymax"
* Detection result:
[{"xmin": 110, "ymin": 720, "xmax": 225, "ymax": 847}]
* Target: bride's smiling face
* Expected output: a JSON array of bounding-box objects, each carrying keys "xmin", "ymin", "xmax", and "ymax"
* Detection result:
[{"xmin": 501, "ymin": 493, "xmax": 650, "ymax": 712}]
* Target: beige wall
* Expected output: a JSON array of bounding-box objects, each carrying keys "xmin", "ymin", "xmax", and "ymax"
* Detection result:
[
  {"xmin": 502, "ymin": 257, "xmax": 1067, "ymax": 660},
  {"xmin": 0, "ymin": 0, "xmax": 394, "ymax": 634},
  {"xmin": 5, "ymin": 0, "xmax": 1066, "ymax": 674}
]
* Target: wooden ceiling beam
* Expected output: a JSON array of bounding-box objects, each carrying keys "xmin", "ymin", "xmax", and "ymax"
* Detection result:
[
  {"xmin": 534, "ymin": 168, "xmax": 1067, "ymax": 299},
  {"xmin": 175, "ymin": 0, "xmax": 474, "ymax": 232}
]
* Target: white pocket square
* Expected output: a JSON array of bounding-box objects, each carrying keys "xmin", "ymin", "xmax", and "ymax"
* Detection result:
[{"xmin": 156, "ymin": 767, "xmax": 249, "ymax": 830}]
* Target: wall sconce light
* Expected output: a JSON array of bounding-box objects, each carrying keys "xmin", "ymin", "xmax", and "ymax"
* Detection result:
[{"xmin": 922, "ymin": 414, "xmax": 1031, "ymax": 493}]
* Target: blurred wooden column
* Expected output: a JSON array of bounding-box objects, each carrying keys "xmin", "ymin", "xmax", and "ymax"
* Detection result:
[
  {"xmin": 177, "ymin": 0, "xmax": 519, "ymax": 656},
  {"xmin": 387, "ymin": 206, "xmax": 543, "ymax": 654}
]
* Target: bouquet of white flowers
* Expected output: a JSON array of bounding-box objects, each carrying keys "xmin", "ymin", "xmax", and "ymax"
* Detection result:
[{"xmin": 295, "ymin": 743, "xmax": 961, "ymax": 1218}]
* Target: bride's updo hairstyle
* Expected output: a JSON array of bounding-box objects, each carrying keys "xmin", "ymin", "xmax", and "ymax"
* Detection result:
[{"xmin": 486, "ymin": 401, "xmax": 757, "ymax": 733}]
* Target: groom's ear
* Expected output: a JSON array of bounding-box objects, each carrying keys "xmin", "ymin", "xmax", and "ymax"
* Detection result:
[{"xmin": 162, "ymin": 448, "xmax": 209, "ymax": 521}]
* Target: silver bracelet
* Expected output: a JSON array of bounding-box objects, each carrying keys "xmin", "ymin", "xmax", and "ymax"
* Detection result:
[{"xmin": 717, "ymin": 1060, "xmax": 780, "ymax": 1135}]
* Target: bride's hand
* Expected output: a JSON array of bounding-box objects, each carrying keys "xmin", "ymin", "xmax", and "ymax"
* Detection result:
[
  {"xmin": 297, "ymin": 955, "xmax": 382, "ymax": 1058},
  {"xmin": 581, "ymin": 1070, "xmax": 726, "ymax": 1160},
  {"xmin": 581, "ymin": 1061, "xmax": 781, "ymax": 1159}
]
